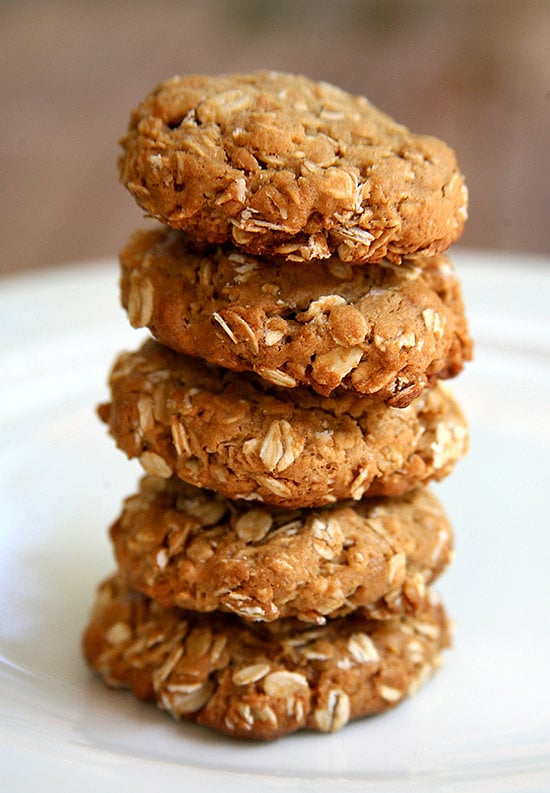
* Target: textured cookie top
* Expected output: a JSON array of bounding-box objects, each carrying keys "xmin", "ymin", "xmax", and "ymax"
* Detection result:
[
  {"xmin": 118, "ymin": 71, "xmax": 467, "ymax": 264},
  {"xmin": 111, "ymin": 476, "xmax": 453, "ymax": 623},
  {"xmin": 98, "ymin": 339, "xmax": 468, "ymax": 508},
  {"xmin": 83, "ymin": 573, "xmax": 450, "ymax": 740},
  {"xmin": 120, "ymin": 228, "xmax": 472, "ymax": 404}
]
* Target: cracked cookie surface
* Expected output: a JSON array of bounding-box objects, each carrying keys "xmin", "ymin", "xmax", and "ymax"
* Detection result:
[
  {"xmin": 118, "ymin": 71, "xmax": 467, "ymax": 264},
  {"xmin": 120, "ymin": 228, "xmax": 472, "ymax": 404},
  {"xmin": 110, "ymin": 476, "xmax": 453, "ymax": 623},
  {"xmin": 83, "ymin": 573, "xmax": 450, "ymax": 740},
  {"xmin": 98, "ymin": 339, "xmax": 468, "ymax": 508}
]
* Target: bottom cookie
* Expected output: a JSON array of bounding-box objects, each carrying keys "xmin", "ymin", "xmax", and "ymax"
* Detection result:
[{"xmin": 83, "ymin": 574, "xmax": 451, "ymax": 741}]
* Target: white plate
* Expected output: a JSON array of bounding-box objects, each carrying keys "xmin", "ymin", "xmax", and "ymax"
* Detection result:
[{"xmin": 1, "ymin": 250, "xmax": 549, "ymax": 792}]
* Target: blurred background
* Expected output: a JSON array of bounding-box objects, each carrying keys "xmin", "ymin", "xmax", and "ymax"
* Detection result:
[{"xmin": 1, "ymin": 0, "xmax": 548, "ymax": 275}]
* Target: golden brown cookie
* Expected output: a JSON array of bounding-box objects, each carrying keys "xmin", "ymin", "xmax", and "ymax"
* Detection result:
[
  {"xmin": 110, "ymin": 476, "xmax": 453, "ymax": 623},
  {"xmin": 118, "ymin": 71, "xmax": 467, "ymax": 264},
  {"xmin": 98, "ymin": 339, "xmax": 468, "ymax": 508},
  {"xmin": 120, "ymin": 228, "xmax": 472, "ymax": 404},
  {"xmin": 83, "ymin": 573, "xmax": 450, "ymax": 740}
]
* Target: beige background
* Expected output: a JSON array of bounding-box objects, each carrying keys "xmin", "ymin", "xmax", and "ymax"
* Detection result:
[{"xmin": 1, "ymin": 0, "xmax": 549, "ymax": 275}]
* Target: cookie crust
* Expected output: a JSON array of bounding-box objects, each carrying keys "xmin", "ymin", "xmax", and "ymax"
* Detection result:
[
  {"xmin": 118, "ymin": 71, "xmax": 467, "ymax": 264},
  {"xmin": 120, "ymin": 228, "xmax": 472, "ymax": 404},
  {"xmin": 83, "ymin": 574, "xmax": 450, "ymax": 740},
  {"xmin": 110, "ymin": 476, "xmax": 453, "ymax": 623},
  {"xmin": 98, "ymin": 339, "xmax": 468, "ymax": 508}
]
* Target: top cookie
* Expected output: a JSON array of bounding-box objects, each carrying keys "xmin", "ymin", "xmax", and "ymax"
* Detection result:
[{"xmin": 118, "ymin": 71, "xmax": 467, "ymax": 264}]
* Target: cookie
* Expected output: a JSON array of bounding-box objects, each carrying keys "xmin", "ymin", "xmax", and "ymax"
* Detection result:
[
  {"xmin": 110, "ymin": 476, "xmax": 453, "ymax": 623},
  {"xmin": 98, "ymin": 339, "xmax": 468, "ymax": 508},
  {"xmin": 83, "ymin": 573, "xmax": 450, "ymax": 740},
  {"xmin": 118, "ymin": 71, "xmax": 467, "ymax": 264},
  {"xmin": 120, "ymin": 228, "xmax": 472, "ymax": 404}
]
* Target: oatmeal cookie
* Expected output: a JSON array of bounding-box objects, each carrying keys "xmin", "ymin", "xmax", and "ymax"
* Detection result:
[
  {"xmin": 118, "ymin": 71, "xmax": 467, "ymax": 264},
  {"xmin": 98, "ymin": 339, "xmax": 468, "ymax": 508},
  {"xmin": 110, "ymin": 476, "xmax": 453, "ymax": 623},
  {"xmin": 83, "ymin": 573, "xmax": 450, "ymax": 740},
  {"xmin": 120, "ymin": 228, "xmax": 472, "ymax": 404}
]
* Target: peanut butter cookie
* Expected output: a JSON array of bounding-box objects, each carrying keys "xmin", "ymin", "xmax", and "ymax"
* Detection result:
[
  {"xmin": 110, "ymin": 476, "xmax": 453, "ymax": 623},
  {"xmin": 98, "ymin": 339, "xmax": 468, "ymax": 508},
  {"xmin": 83, "ymin": 573, "xmax": 450, "ymax": 740},
  {"xmin": 120, "ymin": 228, "xmax": 472, "ymax": 404},
  {"xmin": 118, "ymin": 71, "xmax": 467, "ymax": 264}
]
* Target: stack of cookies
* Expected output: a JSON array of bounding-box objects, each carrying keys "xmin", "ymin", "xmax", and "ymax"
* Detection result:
[{"xmin": 83, "ymin": 72, "xmax": 472, "ymax": 740}]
